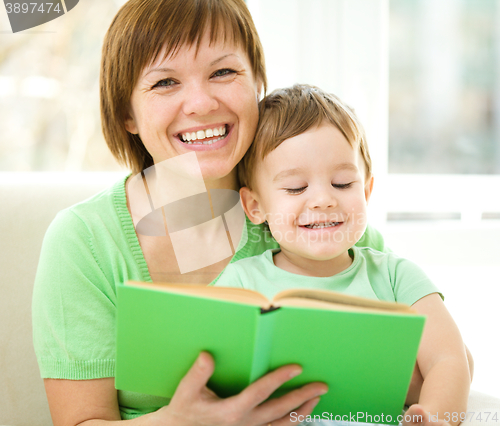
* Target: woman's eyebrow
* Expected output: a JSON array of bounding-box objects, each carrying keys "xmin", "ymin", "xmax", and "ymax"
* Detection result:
[
  {"xmin": 210, "ymin": 53, "xmax": 239, "ymax": 66},
  {"xmin": 144, "ymin": 67, "xmax": 174, "ymax": 77}
]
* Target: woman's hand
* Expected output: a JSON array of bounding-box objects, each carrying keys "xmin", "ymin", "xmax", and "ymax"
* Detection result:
[
  {"xmin": 44, "ymin": 352, "xmax": 327, "ymax": 426},
  {"xmin": 157, "ymin": 352, "xmax": 328, "ymax": 426}
]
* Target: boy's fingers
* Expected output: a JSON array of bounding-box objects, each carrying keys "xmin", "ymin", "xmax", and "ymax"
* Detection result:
[
  {"xmin": 403, "ymin": 404, "xmax": 426, "ymax": 426},
  {"xmin": 175, "ymin": 352, "xmax": 215, "ymax": 397}
]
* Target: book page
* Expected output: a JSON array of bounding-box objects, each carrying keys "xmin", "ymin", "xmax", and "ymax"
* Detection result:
[
  {"xmin": 127, "ymin": 281, "xmax": 272, "ymax": 308},
  {"xmin": 272, "ymin": 288, "xmax": 413, "ymax": 313},
  {"xmin": 275, "ymin": 297, "xmax": 414, "ymax": 314}
]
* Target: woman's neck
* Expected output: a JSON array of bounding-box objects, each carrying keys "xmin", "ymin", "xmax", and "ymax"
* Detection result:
[{"xmin": 204, "ymin": 169, "xmax": 239, "ymax": 192}]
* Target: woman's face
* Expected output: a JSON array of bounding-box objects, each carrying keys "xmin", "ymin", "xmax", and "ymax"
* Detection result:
[{"xmin": 125, "ymin": 31, "xmax": 262, "ymax": 185}]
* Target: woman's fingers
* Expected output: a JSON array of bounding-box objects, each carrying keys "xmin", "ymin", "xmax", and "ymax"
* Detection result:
[
  {"xmin": 231, "ymin": 364, "xmax": 304, "ymax": 411},
  {"xmin": 169, "ymin": 355, "xmax": 328, "ymax": 426},
  {"xmin": 175, "ymin": 352, "xmax": 216, "ymax": 398},
  {"xmin": 226, "ymin": 364, "xmax": 327, "ymax": 425},
  {"xmin": 255, "ymin": 382, "xmax": 327, "ymax": 423},
  {"xmin": 271, "ymin": 396, "xmax": 321, "ymax": 426}
]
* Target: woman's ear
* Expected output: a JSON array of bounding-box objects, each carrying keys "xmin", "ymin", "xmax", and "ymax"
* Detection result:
[
  {"xmin": 256, "ymin": 79, "xmax": 264, "ymax": 101},
  {"xmin": 240, "ymin": 186, "xmax": 266, "ymax": 224},
  {"xmin": 364, "ymin": 176, "xmax": 374, "ymax": 204},
  {"xmin": 124, "ymin": 111, "xmax": 139, "ymax": 135}
]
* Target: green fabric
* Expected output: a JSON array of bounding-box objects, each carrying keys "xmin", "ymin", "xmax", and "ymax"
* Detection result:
[
  {"xmin": 215, "ymin": 247, "xmax": 441, "ymax": 306},
  {"xmin": 32, "ymin": 176, "xmax": 389, "ymax": 419}
]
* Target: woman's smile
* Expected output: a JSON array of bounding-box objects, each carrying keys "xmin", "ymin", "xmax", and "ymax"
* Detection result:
[{"xmin": 175, "ymin": 123, "xmax": 231, "ymax": 150}]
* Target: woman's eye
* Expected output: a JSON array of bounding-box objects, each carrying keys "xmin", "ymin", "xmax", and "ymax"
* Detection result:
[
  {"xmin": 332, "ymin": 182, "xmax": 353, "ymax": 189},
  {"xmin": 152, "ymin": 78, "xmax": 176, "ymax": 88},
  {"xmin": 285, "ymin": 187, "xmax": 307, "ymax": 195},
  {"xmin": 212, "ymin": 68, "xmax": 236, "ymax": 78}
]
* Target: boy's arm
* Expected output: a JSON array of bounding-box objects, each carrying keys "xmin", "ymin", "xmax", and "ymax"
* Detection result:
[
  {"xmin": 406, "ymin": 345, "xmax": 473, "ymax": 406},
  {"xmin": 405, "ymin": 293, "xmax": 471, "ymax": 426}
]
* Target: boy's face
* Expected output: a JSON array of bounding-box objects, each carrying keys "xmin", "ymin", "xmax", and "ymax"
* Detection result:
[{"xmin": 242, "ymin": 123, "xmax": 373, "ymax": 267}]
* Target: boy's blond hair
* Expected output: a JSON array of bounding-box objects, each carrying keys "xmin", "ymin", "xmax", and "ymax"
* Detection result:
[{"xmin": 238, "ymin": 84, "xmax": 372, "ymax": 189}]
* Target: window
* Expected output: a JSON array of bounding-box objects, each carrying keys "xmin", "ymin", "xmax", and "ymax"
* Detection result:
[{"xmin": 390, "ymin": 0, "xmax": 500, "ymax": 175}]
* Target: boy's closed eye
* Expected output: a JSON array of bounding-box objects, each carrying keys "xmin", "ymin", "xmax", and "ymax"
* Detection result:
[
  {"xmin": 283, "ymin": 182, "xmax": 354, "ymax": 195},
  {"xmin": 332, "ymin": 182, "xmax": 354, "ymax": 189},
  {"xmin": 284, "ymin": 186, "xmax": 307, "ymax": 195}
]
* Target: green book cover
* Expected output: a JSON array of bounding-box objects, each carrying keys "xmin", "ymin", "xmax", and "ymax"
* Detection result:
[{"xmin": 115, "ymin": 282, "xmax": 425, "ymax": 424}]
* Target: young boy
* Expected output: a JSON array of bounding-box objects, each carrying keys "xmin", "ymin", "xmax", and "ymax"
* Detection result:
[{"xmin": 215, "ymin": 84, "xmax": 471, "ymax": 425}]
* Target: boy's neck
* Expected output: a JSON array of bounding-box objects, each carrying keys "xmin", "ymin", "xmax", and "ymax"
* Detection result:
[{"xmin": 273, "ymin": 249, "xmax": 354, "ymax": 277}]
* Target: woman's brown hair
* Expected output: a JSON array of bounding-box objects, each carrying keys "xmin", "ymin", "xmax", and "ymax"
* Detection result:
[{"xmin": 100, "ymin": 0, "xmax": 266, "ymax": 174}]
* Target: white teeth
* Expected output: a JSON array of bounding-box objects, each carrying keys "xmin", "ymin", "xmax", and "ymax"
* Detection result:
[
  {"xmin": 304, "ymin": 221, "xmax": 340, "ymax": 229},
  {"xmin": 184, "ymin": 136, "xmax": 225, "ymax": 145},
  {"xmin": 180, "ymin": 126, "xmax": 227, "ymax": 143}
]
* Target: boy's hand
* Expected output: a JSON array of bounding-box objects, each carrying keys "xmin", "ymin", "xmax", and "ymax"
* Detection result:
[{"xmin": 403, "ymin": 404, "xmax": 453, "ymax": 426}]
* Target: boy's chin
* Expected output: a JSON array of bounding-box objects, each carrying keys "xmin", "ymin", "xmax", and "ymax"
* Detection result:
[{"xmin": 291, "ymin": 246, "xmax": 352, "ymax": 262}]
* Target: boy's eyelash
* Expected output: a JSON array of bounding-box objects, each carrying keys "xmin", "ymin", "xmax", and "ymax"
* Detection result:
[
  {"xmin": 332, "ymin": 182, "xmax": 353, "ymax": 189},
  {"xmin": 284, "ymin": 187, "xmax": 307, "ymax": 194}
]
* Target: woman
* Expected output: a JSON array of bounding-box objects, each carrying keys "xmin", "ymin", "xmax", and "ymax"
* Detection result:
[{"xmin": 33, "ymin": 0, "xmax": 390, "ymax": 424}]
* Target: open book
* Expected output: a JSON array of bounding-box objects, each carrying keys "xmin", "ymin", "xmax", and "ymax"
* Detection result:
[{"xmin": 115, "ymin": 281, "xmax": 425, "ymax": 424}]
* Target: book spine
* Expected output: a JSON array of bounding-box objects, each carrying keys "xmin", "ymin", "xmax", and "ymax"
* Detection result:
[{"xmin": 248, "ymin": 309, "xmax": 280, "ymax": 382}]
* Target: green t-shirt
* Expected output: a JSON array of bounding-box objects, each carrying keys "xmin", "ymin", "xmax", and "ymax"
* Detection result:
[
  {"xmin": 32, "ymin": 176, "xmax": 389, "ymax": 419},
  {"xmin": 214, "ymin": 247, "xmax": 440, "ymax": 305}
]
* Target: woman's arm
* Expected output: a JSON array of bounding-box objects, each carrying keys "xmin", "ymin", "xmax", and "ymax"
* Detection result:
[
  {"xmin": 404, "ymin": 293, "xmax": 471, "ymax": 426},
  {"xmin": 45, "ymin": 353, "xmax": 328, "ymax": 426}
]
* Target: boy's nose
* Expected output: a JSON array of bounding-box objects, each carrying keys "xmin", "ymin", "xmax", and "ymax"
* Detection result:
[
  {"xmin": 308, "ymin": 188, "xmax": 338, "ymax": 210},
  {"xmin": 182, "ymin": 83, "xmax": 219, "ymax": 116}
]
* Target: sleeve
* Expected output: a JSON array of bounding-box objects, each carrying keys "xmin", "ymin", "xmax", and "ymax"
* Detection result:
[
  {"xmin": 32, "ymin": 208, "xmax": 117, "ymax": 380},
  {"xmin": 356, "ymin": 223, "xmax": 391, "ymax": 253},
  {"xmin": 211, "ymin": 262, "xmax": 245, "ymax": 289},
  {"xmin": 389, "ymin": 256, "xmax": 444, "ymax": 306}
]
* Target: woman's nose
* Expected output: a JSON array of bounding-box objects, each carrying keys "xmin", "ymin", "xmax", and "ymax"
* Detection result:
[{"xmin": 182, "ymin": 83, "xmax": 219, "ymax": 116}]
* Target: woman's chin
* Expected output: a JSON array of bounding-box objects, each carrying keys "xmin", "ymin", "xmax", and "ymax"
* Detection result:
[{"xmin": 199, "ymin": 164, "xmax": 238, "ymax": 189}]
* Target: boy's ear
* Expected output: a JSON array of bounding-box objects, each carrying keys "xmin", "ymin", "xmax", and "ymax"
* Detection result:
[
  {"xmin": 239, "ymin": 187, "xmax": 266, "ymax": 224},
  {"xmin": 364, "ymin": 176, "xmax": 374, "ymax": 204}
]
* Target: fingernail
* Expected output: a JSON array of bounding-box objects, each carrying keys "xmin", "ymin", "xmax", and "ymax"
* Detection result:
[
  {"xmin": 316, "ymin": 387, "xmax": 328, "ymax": 396},
  {"xmin": 311, "ymin": 397, "xmax": 321, "ymax": 409},
  {"xmin": 197, "ymin": 352, "xmax": 207, "ymax": 368},
  {"xmin": 289, "ymin": 367, "xmax": 302, "ymax": 378}
]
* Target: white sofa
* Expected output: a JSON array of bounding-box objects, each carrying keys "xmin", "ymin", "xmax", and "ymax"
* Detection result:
[{"xmin": 0, "ymin": 172, "xmax": 498, "ymax": 426}]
